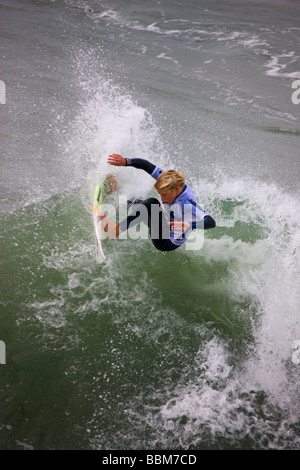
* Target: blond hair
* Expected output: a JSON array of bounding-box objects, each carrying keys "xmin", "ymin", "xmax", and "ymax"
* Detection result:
[{"xmin": 153, "ymin": 170, "xmax": 185, "ymax": 193}]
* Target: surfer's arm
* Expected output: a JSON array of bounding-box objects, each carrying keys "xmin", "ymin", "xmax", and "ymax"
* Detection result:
[
  {"xmin": 125, "ymin": 158, "xmax": 156, "ymax": 175},
  {"xmin": 108, "ymin": 154, "xmax": 164, "ymax": 179}
]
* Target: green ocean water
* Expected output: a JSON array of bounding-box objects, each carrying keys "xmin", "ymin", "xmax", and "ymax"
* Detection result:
[{"xmin": 1, "ymin": 182, "xmax": 299, "ymax": 449}]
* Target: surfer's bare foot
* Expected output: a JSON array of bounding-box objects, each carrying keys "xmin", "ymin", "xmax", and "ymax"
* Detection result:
[{"xmin": 98, "ymin": 213, "xmax": 120, "ymax": 238}]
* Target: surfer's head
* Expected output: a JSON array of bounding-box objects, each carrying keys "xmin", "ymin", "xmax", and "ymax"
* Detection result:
[
  {"xmin": 153, "ymin": 170, "xmax": 185, "ymax": 204},
  {"xmin": 153, "ymin": 170, "xmax": 185, "ymax": 193}
]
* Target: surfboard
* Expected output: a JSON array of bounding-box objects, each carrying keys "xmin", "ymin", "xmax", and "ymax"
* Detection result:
[{"xmin": 93, "ymin": 184, "xmax": 106, "ymax": 264}]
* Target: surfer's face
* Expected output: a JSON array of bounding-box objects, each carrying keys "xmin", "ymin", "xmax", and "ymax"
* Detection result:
[{"xmin": 158, "ymin": 187, "xmax": 180, "ymax": 204}]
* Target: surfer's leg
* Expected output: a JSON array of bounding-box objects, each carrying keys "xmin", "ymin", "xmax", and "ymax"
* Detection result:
[
  {"xmin": 119, "ymin": 198, "xmax": 178, "ymax": 251},
  {"xmin": 119, "ymin": 197, "xmax": 160, "ymax": 231},
  {"xmin": 100, "ymin": 198, "xmax": 165, "ymax": 240},
  {"xmin": 127, "ymin": 198, "xmax": 144, "ymax": 207}
]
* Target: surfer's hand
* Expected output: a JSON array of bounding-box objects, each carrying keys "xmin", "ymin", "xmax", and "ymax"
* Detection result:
[
  {"xmin": 169, "ymin": 221, "xmax": 190, "ymax": 231},
  {"xmin": 108, "ymin": 154, "xmax": 126, "ymax": 166},
  {"xmin": 99, "ymin": 212, "xmax": 120, "ymax": 238}
]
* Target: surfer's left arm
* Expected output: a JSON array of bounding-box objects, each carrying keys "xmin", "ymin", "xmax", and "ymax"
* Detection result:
[{"xmin": 108, "ymin": 154, "xmax": 164, "ymax": 178}]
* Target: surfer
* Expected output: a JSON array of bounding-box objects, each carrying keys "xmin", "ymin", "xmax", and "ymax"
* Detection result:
[{"xmin": 99, "ymin": 153, "xmax": 216, "ymax": 252}]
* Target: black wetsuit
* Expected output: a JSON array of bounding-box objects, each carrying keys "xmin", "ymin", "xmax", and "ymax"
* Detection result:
[{"xmin": 119, "ymin": 158, "xmax": 216, "ymax": 251}]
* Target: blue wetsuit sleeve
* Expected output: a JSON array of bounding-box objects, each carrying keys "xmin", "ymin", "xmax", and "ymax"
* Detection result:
[{"xmin": 126, "ymin": 158, "xmax": 164, "ymax": 179}]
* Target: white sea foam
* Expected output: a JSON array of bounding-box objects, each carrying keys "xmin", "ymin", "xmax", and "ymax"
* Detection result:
[
  {"xmin": 160, "ymin": 337, "xmax": 245, "ymax": 436},
  {"xmin": 264, "ymin": 52, "xmax": 300, "ymax": 79}
]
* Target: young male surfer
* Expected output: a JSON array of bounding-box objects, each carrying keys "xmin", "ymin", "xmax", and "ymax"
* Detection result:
[{"xmin": 99, "ymin": 153, "xmax": 216, "ymax": 252}]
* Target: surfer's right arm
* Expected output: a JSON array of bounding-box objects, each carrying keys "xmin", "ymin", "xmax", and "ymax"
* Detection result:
[{"xmin": 108, "ymin": 153, "xmax": 164, "ymax": 179}]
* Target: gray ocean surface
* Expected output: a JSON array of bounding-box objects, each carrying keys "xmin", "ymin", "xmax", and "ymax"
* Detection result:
[{"xmin": 1, "ymin": 0, "xmax": 300, "ymax": 450}]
